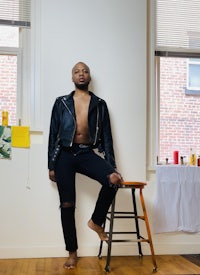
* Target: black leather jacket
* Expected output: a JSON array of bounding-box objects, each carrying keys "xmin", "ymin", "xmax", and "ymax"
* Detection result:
[{"xmin": 48, "ymin": 91, "xmax": 116, "ymax": 170}]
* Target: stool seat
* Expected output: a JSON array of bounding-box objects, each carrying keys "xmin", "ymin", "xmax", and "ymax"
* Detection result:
[
  {"xmin": 121, "ymin": 181, "xmax": 146, "ymax": 188},
  {"xmin": 98, "ymin": 181, "xmax": 157, "ymax": 273}
]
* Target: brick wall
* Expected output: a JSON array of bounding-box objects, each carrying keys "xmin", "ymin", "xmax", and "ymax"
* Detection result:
[
  {"xmin": 0, "ymin": 55, "xmax": 17, "ymax": 126},
  {"xmin": 0, "ymin": 26, "xmax": 18, "ymax": 126},
  {"xmin": 160, "ymin": 57, "xmax": 200, "ymax": 163}
]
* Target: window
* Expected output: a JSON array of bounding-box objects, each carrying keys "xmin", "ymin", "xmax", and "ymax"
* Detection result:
[
  {"xmin": 147, "ymin": 0, "xmax": 200, "ymax": 168},
  {"xmin": 157, "ymin": 56, "xmax": 200, "ymax": 163},
  {"xmin": 186, "ymin": 58, "xmax": 200, "ymax": 94},
  {"xmin": 0, "ymin": 26, "xmax": 20, "ymax": 125},
  {"xmin": 0, "ymin": 0, "xmax": 31, "ymax": 127}
]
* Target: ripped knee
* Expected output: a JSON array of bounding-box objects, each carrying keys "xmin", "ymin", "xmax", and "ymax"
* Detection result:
[{"xmin": 61, "ymin": 201, "xmax": 75, "ymax": 208}]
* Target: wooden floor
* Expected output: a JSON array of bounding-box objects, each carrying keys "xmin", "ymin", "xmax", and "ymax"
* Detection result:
[{"xmin": 0, "ymin": 255, "xmax": 200, "ymax": 275}]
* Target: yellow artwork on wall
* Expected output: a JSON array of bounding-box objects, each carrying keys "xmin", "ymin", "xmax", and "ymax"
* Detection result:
[{"xmin": 11, "ymin": 126, "xmax": 30, "ymax": 148}]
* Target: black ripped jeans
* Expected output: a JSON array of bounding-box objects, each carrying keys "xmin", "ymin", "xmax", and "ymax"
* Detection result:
[{"xmin": 54, "ymin": 144, "xmax": 117, "ymax": 252}]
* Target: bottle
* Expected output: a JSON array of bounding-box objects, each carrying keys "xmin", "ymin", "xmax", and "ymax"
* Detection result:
[
  {"xmin": 197, "ymin": 155, "xmax": 200, "ymax": 166},
  {"xmin": 2, "ymin": 110, "xmax": 8, "ymax": 126},
  {"xmin": 173, "ymin": 151, "xmax": 179, "ymax": 164},
  {"xmin": 180, "ymin": 156, "xmax": 184, "ymax": 165},
  {"xmin": 189, "ymin": 148, "xmax": 196, "ymax": 166}
]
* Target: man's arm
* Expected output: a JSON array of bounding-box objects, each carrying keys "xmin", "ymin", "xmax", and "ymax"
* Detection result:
[
  {"xmin": 100, "ymin": 101, "xmax": 116, "ymax": 168},
  {"xmin": 48, "ymin": 98, "xmax": 60, "ymax": 172}
]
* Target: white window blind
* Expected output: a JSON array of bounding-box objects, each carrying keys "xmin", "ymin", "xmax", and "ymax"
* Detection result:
[
  {"xmin": 155, "ymin": 0, "xmax": 200, "ymax": 55},
  {"xmin": 0, "ymin": 0, "xmax": 31, "ymax": 28}
]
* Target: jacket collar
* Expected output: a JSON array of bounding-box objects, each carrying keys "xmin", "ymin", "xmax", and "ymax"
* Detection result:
[
  {"xmin": 61, "ymin": 90, "xmax": 101, "ymax": 113},
  {"xmin": 63, "ymin": 90, "xmax": 101, "ymax": 104}
]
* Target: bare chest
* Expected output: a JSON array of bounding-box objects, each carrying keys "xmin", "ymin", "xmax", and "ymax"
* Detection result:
[
  {"xmin": 74, "ymin": 97, "xmax": 90, "ymax": 121},
  {"xmin": 73, "ymin": 96, "xmax": 91, "ymax": 143}
]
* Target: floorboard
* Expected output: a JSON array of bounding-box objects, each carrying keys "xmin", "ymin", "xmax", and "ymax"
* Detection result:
[
  {"xmin": 0, "ymin": 255, "xmax": 200, "ymax": 275},
  {"xmin": 182, "ymin": 254, "xmax": 200, "ymax": 268}
]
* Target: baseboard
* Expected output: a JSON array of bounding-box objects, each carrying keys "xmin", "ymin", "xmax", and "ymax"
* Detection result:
[
  {"xmin": 0, "ymin": 242, "xmax": 199, "ymax": 259},
  {"xmin": 153, "ymin": 242, "xmax": 200, "ymax": 255}
]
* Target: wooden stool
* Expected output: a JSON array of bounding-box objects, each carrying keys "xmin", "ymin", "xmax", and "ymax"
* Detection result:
[{"xmin": 98, "ymin": 181, "xmax": 157, "ymax": 272}]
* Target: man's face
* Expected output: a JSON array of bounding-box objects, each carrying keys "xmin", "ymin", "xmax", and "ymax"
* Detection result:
[{"xmin": 72, "ymin": 62, "xmax": 91, "ymax": 90}]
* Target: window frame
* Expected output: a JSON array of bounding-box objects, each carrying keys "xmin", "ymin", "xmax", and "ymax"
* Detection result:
[
  {"xmin": 147, "ymin": 1, "xmax": 200, "ymax": 171},
  {"xmin": 30, "ymin": 0, "xmax": 42, "ymax": 131},
  {"xmin": 0, "ymin": 0, "xmax": 42, "ymax": 131},
  {"xmin": 185, "ymin": 58, "xmax": 200, "ymax": 95},
  {"xmin": 0, "ymin": 28, "xmax": 31, "ymax": 127},
  {"xmin": 147, "ymin": 0, "xmax": 157, "ymax": 170}
]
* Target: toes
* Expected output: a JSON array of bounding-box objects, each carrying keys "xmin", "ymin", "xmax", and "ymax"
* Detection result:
[
  {"xmin": 63, "ymin": 263, "xmax": 75, "ymax": 269},
  {"xmin": 63, "ymin": 253, "xmax": 78, "ymax": 269}
]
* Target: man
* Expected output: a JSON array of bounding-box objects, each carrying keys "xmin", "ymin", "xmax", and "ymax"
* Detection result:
[{"xmin": 48, "ymin": 62, "xmax": 122, "ymax": 269}]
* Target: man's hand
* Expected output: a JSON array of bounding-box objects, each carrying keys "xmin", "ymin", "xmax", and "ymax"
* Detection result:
[{"xmin": 49, "ymin": 170, "xmax": 56, "ymax": 182}]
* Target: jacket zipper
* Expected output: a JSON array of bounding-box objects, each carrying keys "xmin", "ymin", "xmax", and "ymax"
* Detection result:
[
  {"xmin": 61, "ymin": 98, "xmax": 76, "ymax": 146},
  {"xmin": 93, "ymin": 103, "xmax": 100, "ymax": 145}
]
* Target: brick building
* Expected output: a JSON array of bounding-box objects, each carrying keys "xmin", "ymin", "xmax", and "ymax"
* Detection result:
[
  {"xmin": 160, "ymin": 57, "xmax": 200, "ymax": 163},
  {"xmin": 0, "ymin": 26, "xmax": 18, "ymax": 126}
]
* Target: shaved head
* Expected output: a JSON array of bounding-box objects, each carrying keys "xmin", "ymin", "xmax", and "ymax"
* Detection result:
[{"xmin": 72, "ymin": 62, "xmax": 90, "ymax": 74}]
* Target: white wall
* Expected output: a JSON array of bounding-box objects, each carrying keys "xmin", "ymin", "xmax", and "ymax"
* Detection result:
[
  {"xmin": 0, "ymin": 0, "xmax": 147, "ymax": 259},
  {"xmin": 1, "ymin": 0, "xmax": 199, "ymax": 259},
  {"xmin": 41, "ymin": 0, "xmax": 147, "ymax": 181}
]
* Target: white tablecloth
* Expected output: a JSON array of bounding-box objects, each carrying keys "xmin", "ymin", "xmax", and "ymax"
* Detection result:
[{"xmin": 154, "ymin": 165, "xmax": 200, "ymax": 233}]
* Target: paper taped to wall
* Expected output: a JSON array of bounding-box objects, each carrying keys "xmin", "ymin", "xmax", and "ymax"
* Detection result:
[{"xmin": 11, "ymin": 126, "xmax": 30, "ymax": 148}]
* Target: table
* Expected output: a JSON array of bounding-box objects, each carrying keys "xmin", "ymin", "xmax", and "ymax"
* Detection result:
[{"xmin": 154, "ymin": 165, "xmax": 200, "ymax": 233}]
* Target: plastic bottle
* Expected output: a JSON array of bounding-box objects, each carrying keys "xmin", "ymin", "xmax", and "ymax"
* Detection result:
[
  {"xmin": 197, "ymin": 155, "xmax": 200, "ymax": 166},
  {"xmin": 2, "ymin": 110, "xmax": 8, "ymax": 126},
  {"xmin": 189, "ymin": 148, "xmax": 196, "ymax": 166}
]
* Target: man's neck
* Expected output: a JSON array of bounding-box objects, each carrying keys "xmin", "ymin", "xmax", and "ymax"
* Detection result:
[{"xmin": 74, "ymin": 89, "xmax": 90, "ymax": 97}]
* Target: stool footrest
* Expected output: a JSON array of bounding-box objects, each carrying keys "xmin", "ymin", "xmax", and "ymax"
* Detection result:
[
  {"xmin": 108, "ymin": 211, "xmax": 138, "ymax": 214},
  {"xmin": 107, "ymin": 215, "xmax": 145, "ymax": 220},
  {"xmin": 106, "ymin": 231, "xmax": 142, "ymax": 235},
  {"xmin": 106, "ymin": 239, "xmax": 149, "ymax": 243}
]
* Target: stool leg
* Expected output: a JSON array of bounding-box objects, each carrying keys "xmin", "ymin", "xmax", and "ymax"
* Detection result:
[
  {"xmin": 131, "ymin": 188, "xmax": 143, "ymax": 256},
  {"xmin": 139, "ymin": 188, "xmax": 157, "ymax": 271},
  {"xmin": 105, "ymin": 196, "xmax": 116, "ymax": 272},
  {"xmin": 98, "ymin": 242, "xmax": 103, "ymax": 259},
  {"xmin": 98, "ymin": 223, "xmax": 105, "ymax": 258}
]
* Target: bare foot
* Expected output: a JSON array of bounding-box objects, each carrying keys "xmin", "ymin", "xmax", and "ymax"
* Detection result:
[
  {"xmin": 63, "ymin": 251, "xmax": 78, "ymax": 269},
  {"xmin": 87, "ymin": 219, "xmax": 108, "ymax": 241},
  {"xmin": 109, "ymin": 172, "xmax": 123, "ymax": 184}
]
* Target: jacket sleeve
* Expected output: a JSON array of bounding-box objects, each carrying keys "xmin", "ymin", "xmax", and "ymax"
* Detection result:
[
  {"xmin": 100, "ymin": 101, "xmax": 117, "ymax": 169},
  {"xmin": 48, "ymin": 99, "xmax": 60, "ymax": 170}
]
